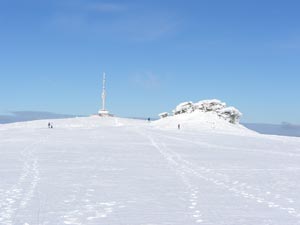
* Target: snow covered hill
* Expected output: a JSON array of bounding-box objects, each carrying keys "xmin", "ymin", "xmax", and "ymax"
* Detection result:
[
  {"xmin": 153, "ymin": 110, "xmax": 252, "ymax": 135},
  {"xmin": 1, "ymin": 116, "xmax": 300, "ymax": 225},
  {"xmin": 159, "ymin": 99, "xmax": 242, "ymax": 125}
]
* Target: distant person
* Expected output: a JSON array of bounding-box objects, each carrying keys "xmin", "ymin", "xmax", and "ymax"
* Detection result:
[
  {"xmin": 48, "ymin": 122, "xmax": 51, "ymax": 128},
  {"xmin": 148, "ymin": 117, "xmax": 151, "ymax": 122},
  {"xmin": 178, "ymin": 124, "xmax": 181, "ymax": 130}
]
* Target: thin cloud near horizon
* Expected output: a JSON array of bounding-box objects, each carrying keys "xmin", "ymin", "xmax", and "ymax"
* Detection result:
[{"xmin": 0, "ymin": 111, "xmax": 79, "ymax": 124}]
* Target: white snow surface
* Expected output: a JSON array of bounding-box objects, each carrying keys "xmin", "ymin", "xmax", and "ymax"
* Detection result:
[{"xmin": 1, "ymin": 116, "xmax": 300, "ymax": 225}]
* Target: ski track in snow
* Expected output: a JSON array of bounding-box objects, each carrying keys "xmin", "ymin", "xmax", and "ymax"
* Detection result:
[
  {"xmin": 153, "ymin": 132, "xmax": 300, "ymax": 206},
  {"xmin": 0, "ymin": 135, "xmax": 47, "ymax": 225},
  {"xmin": 61, "ymin": 185, "xmax": 120, "ymax": 225},
  {"xmin": 143, "ymin": 132, "xmax": 206, "ymax": 224},
  {"xmin": 61, "ymin": 169, "xmax": 124, "ymax": 224},
  {"xmin": 157, "ymin": 132, "xmax": 300, "ymax": 158},
  {"xmin": 145, "ymin": 132, "xmax": 300, "ymax": 224}
]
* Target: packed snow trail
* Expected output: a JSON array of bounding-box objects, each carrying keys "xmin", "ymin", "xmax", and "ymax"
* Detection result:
[
  {"xmin": 0, "ymin": 116, "xmax": 300, "ymax": 225},
  {"xmin": 144, "ymin": 128, "xmax": 300, "ymax": 225},
  {"xmin": 0, "ymin": 129, "xmax": 48, "ymax": 225}
]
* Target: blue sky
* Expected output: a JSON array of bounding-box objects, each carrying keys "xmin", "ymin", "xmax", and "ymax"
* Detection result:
[{"xmin": 1, "ymin": 0, "xmax": 300, "ymax": 123}]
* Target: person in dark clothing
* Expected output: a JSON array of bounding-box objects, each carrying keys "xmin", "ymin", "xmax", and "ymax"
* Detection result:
[
  {"xmin": 148, "ymin": 117, "xmax": 151, "ymax": 122},
  {"xmin": 48, "ymin": 122, "xmax": 51, "ymax": 128},
  {"xmin": 178, "ymin": 124, "xmax": 181, "ymax": 130}
]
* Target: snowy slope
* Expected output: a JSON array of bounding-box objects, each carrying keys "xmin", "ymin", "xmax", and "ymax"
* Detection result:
[
  {"xmin": 152, "ymin": 111, "xmax": 253, "ymax": 135},
  {"xmin": 1, "ymin": 116, "xmax": 300, "ymax": 225}
]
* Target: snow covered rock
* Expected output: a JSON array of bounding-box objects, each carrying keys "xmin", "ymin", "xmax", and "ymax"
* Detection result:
[
  {"xmin": 195, "ymin": 99, "xmax": 226, "ymax": 112},
  {"xmin": 159, "ymin": 112, "xmax": 169, "ymax": 119},
  {"xmin": 173, "ymin": 101, "xmax": 194, "ymax": 115},
  {"xmin": 217, "ymin": 107, "xmax": 242, "ymax": 124},
  {"xmin": 160, "ymin": 99, "xmax": 242, "ymax": 125}
]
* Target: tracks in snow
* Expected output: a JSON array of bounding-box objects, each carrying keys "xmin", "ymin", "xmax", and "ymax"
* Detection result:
[
  {"xmin": 0, "ymin": 135, "xmax": 47, "ymax": 225},
  {"xmin": 62, "ymin": 184, "xmax": 122, "ymax": 225},
  {"xmin": 156, "ymin": 132, "xmax": 300, "ymax": 158},
  {"xmin": 147, "ymin": 135, "xmax": 205, "ymax": 224},
  {"xmin": 146, "ymin": 132, "xmax": 300, "ymax": 224}
]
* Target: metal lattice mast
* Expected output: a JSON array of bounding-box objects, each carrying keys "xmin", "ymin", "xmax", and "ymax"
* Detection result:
[{"xmin": 101, "ymin": 72, "xmax": 106, "ymax": 111}]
